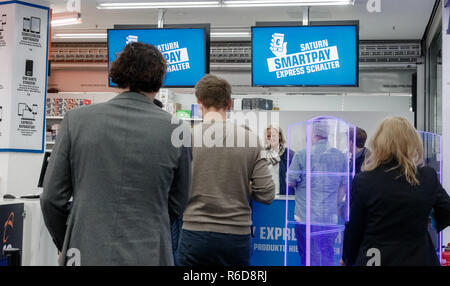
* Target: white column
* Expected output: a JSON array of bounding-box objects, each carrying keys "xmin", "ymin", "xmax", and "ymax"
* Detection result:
[
  {"xmin": 0, "ymin": 0, "xmax": 49, "ymax": 197},
  {"xmin": 442, "ymin": 0, "xmax": 450, "ymax": 244}
]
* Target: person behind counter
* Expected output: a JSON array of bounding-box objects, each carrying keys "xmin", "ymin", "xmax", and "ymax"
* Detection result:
[
  {"xmin": 349, "ymin": 127, "xmax": 369, "ymax": 175},
  {"xmin": 41, "ymin": 42, "xmax": 192, "ymax": 266},
  {"xmin": 341, "ymin": 117, "xmax": 450, "ymax": 266},
  {"xmin": 264, "ymin": 126, "xmax": 295, "ymax": 195},
  {"xmin": 176, "ymin": 74, "xmax": 275, "ymax": 266}
]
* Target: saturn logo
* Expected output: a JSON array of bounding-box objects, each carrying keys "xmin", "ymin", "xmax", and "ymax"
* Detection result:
[{"xmin": 2, "ymin": 212, "xmax": 14, "ymax": 244}]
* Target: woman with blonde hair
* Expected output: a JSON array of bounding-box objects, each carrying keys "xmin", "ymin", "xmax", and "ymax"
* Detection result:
[
  {"xmin": 264, "ymin": 125, "xmax": 295, "ymax": 195},
  {"xmin": 341, "ymin": 117, "xmax": 450, "ymax": 266}
]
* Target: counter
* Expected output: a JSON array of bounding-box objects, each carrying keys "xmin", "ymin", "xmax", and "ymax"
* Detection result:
[
  {"xmin": 0, "ymin": 198, "xmax": 58, "ymax": 266},
  {"xmin": 250, "ymin": 195, "xmax": 301, "ymax": 266}
]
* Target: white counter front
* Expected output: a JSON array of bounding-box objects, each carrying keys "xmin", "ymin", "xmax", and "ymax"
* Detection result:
[{"xmin": 0, "ymin": 199, "xmax": 58, "ymax": 266}]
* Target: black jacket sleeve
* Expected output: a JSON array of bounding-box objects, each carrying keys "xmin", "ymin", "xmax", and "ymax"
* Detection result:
[
  {"xmin": 431, "ymin": 170, "xmax": 450, "ymax": 233},
  {"xmin": 168, "ymin": 144, "xmax": 192, "ymax": 224},
  {"xmin": 40, "ymin": 112, "xmax": 73, "ymax": 252},
  {"xmin": 342, "ymin": 175, "xmax": 367, "ymax": 266}
]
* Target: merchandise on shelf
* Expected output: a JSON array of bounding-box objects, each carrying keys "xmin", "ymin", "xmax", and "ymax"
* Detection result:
[
  {"xmin": 241, "ymin": 98, "xmax": 273, "ymax": 110},
  {"xmin": 50, "ymin": 124, "xmax": 60, "ymax": 142},
  {"xmin": 191, "ymin": 104, "xmax": 202, "ymax": 119},
  {"xmin": 232, "ymin": 98, "xmax": 242, "ymax": 111},
  {"xmin": 165, "ymin": 103, "xmax": 182, "ymax": 116},
  {"xmin": 46, "ymin": 98, "xmax": 92, "ymax": 117},
  {"xmin": 176, "ymin": 110, "xmax": 191, "ymax": 119}
]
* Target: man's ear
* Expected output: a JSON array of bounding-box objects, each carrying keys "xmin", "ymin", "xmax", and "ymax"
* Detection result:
[
  {"xmin": 197, "ymin": 99, "xmax": 204, "ymax": 113},
  {"xmin": 227, "ymin": 99, "xmax": 233, "ymax": 111}
]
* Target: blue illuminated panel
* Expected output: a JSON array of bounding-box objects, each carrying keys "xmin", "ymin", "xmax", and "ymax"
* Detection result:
[
  {"xmin": 252, "ymin": 25, "xmax": 358, "ymax": 87},
  {"xmin": 418, "ymin": 131, "xmax": 443, "ymax": 263},
  {"xmin": 108, "ymin": 28, "xmax": 207, "ymax": 87}
]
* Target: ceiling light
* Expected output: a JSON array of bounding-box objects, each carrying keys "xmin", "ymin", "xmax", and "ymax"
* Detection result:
[
  {"xmin": 222, "ymin": 0, "xmax": 354, "ymax": 7},
  {"xmin": 53, "ymin": 33, "xmax": 107, "ymax": 39},
  {"xmin": 51, "ymin": 12, "xmax": 82, "ymax": 27},
  {"xmin": 97, "ymin": 1, "xmax": 221, "ymax": 9}
]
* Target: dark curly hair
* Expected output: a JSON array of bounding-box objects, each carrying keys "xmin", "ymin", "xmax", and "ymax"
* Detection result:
[{"xmin": 110, "ymin": 42, "xmax": 167, "ymax": 93}]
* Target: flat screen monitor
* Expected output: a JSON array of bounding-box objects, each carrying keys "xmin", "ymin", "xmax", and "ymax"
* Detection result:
[
  {"xmin": 108, "ymin": 28, "xmax": 208, "ymax": 87},
  {"xmin": 252, "ymin": 25, "xmax": 359, "ymax": 87}
]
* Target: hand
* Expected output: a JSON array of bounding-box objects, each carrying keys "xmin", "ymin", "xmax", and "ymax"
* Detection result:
[
  {"xmin": 58, "ymin": 251, "xmax": 63, "ymax": 266},
  {"xmin": 270, "ymin": 36, "xmax": 288, "ymax": 58},
  {"xmin": 340, "ymin": 259, "xmax": 346, "ymax": 266}
]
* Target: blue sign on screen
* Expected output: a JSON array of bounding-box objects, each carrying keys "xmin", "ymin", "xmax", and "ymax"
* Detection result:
[
  {"xmin": 252, "ymin": 25, "xmax": 358, "ymax": 86},
  {"xmin": 108, "ymin": 28, "xmax": 207, "ymax": 87}
]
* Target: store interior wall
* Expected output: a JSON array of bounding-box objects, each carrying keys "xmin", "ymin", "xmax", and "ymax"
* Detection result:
[
  {"xmin": 234, "ymin": 111, "xmax": 414, "ymax": 148},
  {"xmin": 48, "ymin": 68, "xmax": 415, "ymax": 95}
]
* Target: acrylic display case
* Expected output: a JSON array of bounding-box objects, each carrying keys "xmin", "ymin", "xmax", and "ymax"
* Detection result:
[
  {"xmin": 284, "ymin": 116, "xmax": 355, "ymax": 266},
  {"xmin": 417, "ymin": 131, "xmax": 443, "ymax": 262}
]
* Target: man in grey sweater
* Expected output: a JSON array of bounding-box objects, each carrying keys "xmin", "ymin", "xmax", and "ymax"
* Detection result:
[{"xmin": 176, "ymin": 74, "xmax": 275, "ymax": 266}]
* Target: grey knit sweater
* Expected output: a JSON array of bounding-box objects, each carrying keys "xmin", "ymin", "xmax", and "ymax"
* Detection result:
[{"xmin": 182, "ymin": 122, "xmax": 276, "ymax": 235}]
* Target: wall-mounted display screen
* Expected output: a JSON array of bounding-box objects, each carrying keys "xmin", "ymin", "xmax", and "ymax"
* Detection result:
[
  {"xmin": 108, "ymin": 28, "xmax": 208, "ymax": 87},
  {"xmin": 252, "ymin": 25, "xmax": 359, "ymax": 87}
]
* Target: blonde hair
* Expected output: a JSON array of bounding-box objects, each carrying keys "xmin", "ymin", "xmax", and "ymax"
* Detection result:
[{"xmin": 362, "ymin": 117, "xmax": 423, "ymax": 186}]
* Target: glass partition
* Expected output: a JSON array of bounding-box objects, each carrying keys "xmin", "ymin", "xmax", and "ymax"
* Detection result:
[
  {"xmin": 285, "ymin": 117, "xmax": 355, "ymax": 266},
  {"xmin": 418, "ymin": 131, "xmax": 443, "ymax": 262}
]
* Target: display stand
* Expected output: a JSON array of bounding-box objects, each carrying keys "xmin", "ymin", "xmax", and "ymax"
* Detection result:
[
  {"xmin": 0, "ymin": 202, "xmax": 24, "ymax": 266},
  {"xmin": 417, "ymin": 131, "xmax": 443, "ymax": 263},
  {"xmin": 284, "ymin": 116, "xmax": 355, "ymax": 266}
]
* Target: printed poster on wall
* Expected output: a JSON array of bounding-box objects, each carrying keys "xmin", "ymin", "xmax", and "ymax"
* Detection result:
[{"xmin": 0, "ymin": 1, "xmax": 49, "ymax": 152}]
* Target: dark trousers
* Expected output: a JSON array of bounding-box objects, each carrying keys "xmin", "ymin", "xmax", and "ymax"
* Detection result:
[
  {"xmin": 295, "ymin": 224, "xmax": 338, "ymax": 266},
  {"xmin": 176, "ymin": 229, "xmax": 251, "ymax": 266},
  {"xmin": 171, "ymin": 217, "xmax": 183, "ymax": 263}
]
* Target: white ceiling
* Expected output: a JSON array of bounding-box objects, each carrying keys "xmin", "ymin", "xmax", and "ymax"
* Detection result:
[{"xmin": 50, "ymin": 0, "xmax": 437, "ymax": 40}]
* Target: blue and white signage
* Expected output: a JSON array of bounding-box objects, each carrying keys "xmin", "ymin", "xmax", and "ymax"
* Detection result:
[
  {"xmin": 0, "ymin": 1, "xmax": 50, "ymax": 152},
  {"xmin": 251, "ymin": 199, "xmax": 301, "ymax": 266},
  {"xmin": 108, "ymin": 28, "xmax": 207, "ymax": 87},
  {"xmin": 252, "ymin": 25, "xmax": 358, "ymax": 87}
]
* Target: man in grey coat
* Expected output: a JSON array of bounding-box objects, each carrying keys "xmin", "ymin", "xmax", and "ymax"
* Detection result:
[{"xmin": 41, "ymin": 42, "xmax": 191, "ymax": 266}]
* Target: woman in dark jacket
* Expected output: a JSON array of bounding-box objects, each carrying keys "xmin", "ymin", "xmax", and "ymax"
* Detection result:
[{"xmin": 342, "ymin": 117, "xmax": 450, "ymax": 266}]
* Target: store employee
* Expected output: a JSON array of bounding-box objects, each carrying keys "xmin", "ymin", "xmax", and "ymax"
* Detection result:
[{"xmin": 264, "ymin": 126, "xmax": 295, "ymax": 195}]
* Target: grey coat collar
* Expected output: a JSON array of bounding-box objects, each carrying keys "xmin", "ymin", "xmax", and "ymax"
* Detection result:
[{"xmin": 111, "ymin": 91, "xmax": 158, "ymax": 106}]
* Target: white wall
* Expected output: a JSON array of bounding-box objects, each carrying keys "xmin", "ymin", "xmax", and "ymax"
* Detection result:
[
  {"xmin": 0, "ymin": 153, "xmax": 42, "ymax": 197},
  {"xmin": 174, "ymin": 93, "xmax": 412, "ymax": 113},
  {"xmin": 229, "ymin": 110, "xmax": 414, "ymax": 147}
]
